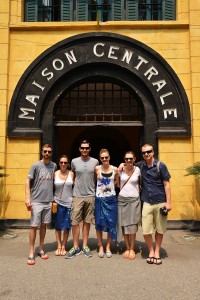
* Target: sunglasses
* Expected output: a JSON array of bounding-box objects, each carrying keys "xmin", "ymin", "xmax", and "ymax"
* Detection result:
[
  {"xmin": 43, "ymin": 150, "xmax": 52, "ymax": 154},
  {"xmin": 80, "ymin": 147, "xmax": 90, "ymax": 150},
  {"xmin": 142, "ymin": 150, "xmax": 152, "ymax": 155},
  {"xmin": 125, "ymin": 157, "xmax": 133, "ymax": 161},
  {"xmin": 100, "ymin": 156, "xmax": 109, "ymax": 160},
  {"xmin": 60, "ymin": 161, "xmax": 68, "ymax": 164}
]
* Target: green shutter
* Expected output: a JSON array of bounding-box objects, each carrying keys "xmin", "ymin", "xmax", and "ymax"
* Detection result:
[
  {"xmin": 112, "ymin": 0, "xmax": 124, "ymax": 20},
  {"xmin": 61, "ymin": 0, "xmax": 73, "ymax": 21},
  {"xmin": 76, "ymin": 0, "xmax": 88, "ymax": 21},
  {"xmin": 163, "ymin": 0, "xmax": 176, "ymax": 20},
  {"xmin": 25, "ymin": 0, "xmax": 38, "ymax": 21},
  {"xmin": 126, "ymin": 0, "xmax": 138, "ymax": 20}
]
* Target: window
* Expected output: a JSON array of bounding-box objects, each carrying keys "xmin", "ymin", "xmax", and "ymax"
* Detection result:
[{"xmin": 24, "ymin": 0, "xmax": 176, "ymax": 22}]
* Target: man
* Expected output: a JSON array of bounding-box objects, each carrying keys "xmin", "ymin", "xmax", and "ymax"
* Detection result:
[
  {"xmin": 138, "ymin": 144, "xmax": 171, "ymax": 265},
  {"xmin": 25, "ymin": 144, "xmax": 57, "ymax": 265},
  {"xmin": 66, "ymin": 140, "xmax": 98, "ymax": 258}
]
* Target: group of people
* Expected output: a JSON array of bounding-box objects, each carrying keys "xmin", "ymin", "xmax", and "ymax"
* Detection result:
[{"xmin": 25, "ymin": 140, "xmax": 171, "ymax": 266}]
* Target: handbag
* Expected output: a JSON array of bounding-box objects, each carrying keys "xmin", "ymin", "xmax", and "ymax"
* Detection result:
[{"xmin": 52, "ymin": 175, "xmax": 67, "ymax": 214}]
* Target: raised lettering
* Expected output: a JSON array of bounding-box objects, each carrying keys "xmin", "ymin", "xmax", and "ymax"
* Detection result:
[
  {"xmin": 18, "ymin": 108, "xmax": 35, "ymax": 120},
  {"xmin": 93, "ymin": 43, "xmax": 105, "ymax": 57},
  {"xmin": 108, "ymin": 46, "xmax": 119, "ymax": 60},
  {"xmin": 32, "ymin": 80, "xmax": 45, "ymax": 91},
  {"xmin": 42, "ymin": 68, "xmax": 54, "ymax": 81},
  {"xmin": 121, "ymin": 50, "xmax": 133, "ymax": 64},
  {"xmin": 163, "ymin": 108, "xmax": 177, "ymax": 119},
  {"xmin": 26, "ymin": 95, "xmax": 40, "ymax": 106},
  {"xmin": 160, "ymin": 92, "xmax": 173, "ymax": 105},
  {"xmin": 144, "ymin": 66, "xmax": 158, "ymax": 80},
  {"xmin": 64, "ymin": 50, "xmax": 77, "ymax": 65},
  {"xmin": 52, "ymin": 59, "xmax": 64, "ymax": 71},
  {"xmin": 134, "ymin": 56, "xmax": 148, "ymax": 70},
  {"xmin": 152, "ymin": 80, "xmax": 166, "ymax": 92}
]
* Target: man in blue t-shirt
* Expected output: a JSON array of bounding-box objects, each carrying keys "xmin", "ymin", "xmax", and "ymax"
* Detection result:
[{"xmin": 137, "ymin": 144, "xmax": 172, "ymax": 265}]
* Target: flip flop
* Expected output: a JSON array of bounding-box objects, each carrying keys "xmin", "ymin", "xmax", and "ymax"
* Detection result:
[
  {"xmin": 154, "ymin": 257, "xmax": 162, "ymax": 265},
  {"xmin": 27, "ymin": 257, "xmax": 35, "ymax": 265},
  {"xmin": 146, "ymin": 256, "xmax": 154, "ymax": 264},
  {"xmin": 38, "ymin": 250, "xmax": 49, "ymax": 260}
]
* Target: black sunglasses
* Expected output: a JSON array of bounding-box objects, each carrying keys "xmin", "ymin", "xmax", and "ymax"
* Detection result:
[
  {"xmin": 60, "ymin": 161, "xmax": 68, "ymax": 164},
  {"xmin": 80, "ymin": 147, "xmax": 90, "ymax": 150},
  {"xmin": 142, "ymin": 150, "xmax": 152, "ymax": 155},
  {"xmin": 43, "ymin": 150, "xmax": 52, "ymax": 154},
  {"xmin": 100, "ymin": 156, "xmax": 109, "ymax": 160}
]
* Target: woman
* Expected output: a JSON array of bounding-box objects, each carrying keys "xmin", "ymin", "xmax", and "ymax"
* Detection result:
[
  {"xmin": 118, "ymin": 151, "xmax": 141, "ymax": 260},
  {"xmin": 54, "ymin": 155, "xmax": 74, "ymax": 256},
  {"xmin": 95, "ymin": 149, "xmax": 119, "ymax": 258}
]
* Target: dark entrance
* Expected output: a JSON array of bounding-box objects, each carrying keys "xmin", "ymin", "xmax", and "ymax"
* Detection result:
[
  {"xmin": 54, "ymin": 125, "xmax": 141, "ymax": 166},
  {"xmin": 53, "ymin": 80, "xmax": 143, "ymax": 165}
]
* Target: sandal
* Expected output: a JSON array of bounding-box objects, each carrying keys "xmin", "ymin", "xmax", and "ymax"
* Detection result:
[
  {"xmin": 61, "ymin": 248, "xmax": 67, "ymax": 256},
  {"xmin": 27, "ymin": 257, "xmax": 35, "ymax": 265},
  {"xmin": 154, "ymin": 257, "xmax": 162, "ymax": 265},
  {"xmin": 55, "ymin": 248, "xmax": 61, "ymax": 256},
  {"xmin": 122, "ymin": 250, "xmax": 130, "ymax": 259},
  {"xmin": 146, "ymin": 256, "xmax": 154, "ymax": 264},
  {"xmin": 98, "ymin": 250, "xmax": 105, "ymax": 258},
  {"xmin": 106, "ymin": 251, "xmax": 112, "ymax": 258},
  {"xmin": 128, "ymin": 250, "xmax": 136, "ymax": 260},
  {"xmin": 38, "ymin": 250, "xmax": 49, "ymax": 260}
]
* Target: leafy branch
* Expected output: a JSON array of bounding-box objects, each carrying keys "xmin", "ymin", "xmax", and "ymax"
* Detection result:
[{"xmin": 185, "ymin": 161, "xmax": 200, "ymax": 178}]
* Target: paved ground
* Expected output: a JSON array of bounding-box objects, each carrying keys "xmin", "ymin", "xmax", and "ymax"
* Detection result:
[{"xmin": 0, "ymin": 225, "xmax": 200, "ymax": 300}]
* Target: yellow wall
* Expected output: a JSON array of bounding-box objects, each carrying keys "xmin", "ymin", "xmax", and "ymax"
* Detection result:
[{"xmin": 0, "ymin": 0, "xmax": 200, "ymax": 221}]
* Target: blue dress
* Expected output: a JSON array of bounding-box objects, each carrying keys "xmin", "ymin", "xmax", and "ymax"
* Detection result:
[{"xmin": 95, "ymin": 166, "xmax": 117, "ymax": 241}]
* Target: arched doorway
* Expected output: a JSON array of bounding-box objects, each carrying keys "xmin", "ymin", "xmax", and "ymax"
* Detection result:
[{"xmin": 53, "ymin": 79, "xmax": 143, "ymax": 165}]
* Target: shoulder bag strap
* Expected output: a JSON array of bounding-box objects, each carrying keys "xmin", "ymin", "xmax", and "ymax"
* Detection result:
[{"xmin": 120, "ymin": 169, "xmax": 135, "ymax": 190}]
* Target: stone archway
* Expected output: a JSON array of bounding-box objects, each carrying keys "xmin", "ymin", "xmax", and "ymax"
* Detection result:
[{"xmin": 8, "ymin": 32, "xmax": 191, "ymax": 146}]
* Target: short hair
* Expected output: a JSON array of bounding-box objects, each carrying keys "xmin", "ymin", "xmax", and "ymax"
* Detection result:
[
  {"xmin": 80, "ymin": 139, "xmax": 90, "ymax": 147},
  {"xmin": 141, "ymin": 144, "xmax": 154, "ymax": 151},
  {"xmin": 124, "ymin": 150, "xmax": 135, "ymax": 158},
  {"xmin": 99, "ymin": 148, "xmax": 109, "ymax": 156},
  {"xmin": 42, "ymin": 144, "xmax": 53, "ymax": 150}
]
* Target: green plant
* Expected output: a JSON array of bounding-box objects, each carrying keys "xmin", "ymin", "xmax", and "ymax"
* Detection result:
[{"xmin": 185, "ymin": 161, "xmax": 200, "ymax": 178}]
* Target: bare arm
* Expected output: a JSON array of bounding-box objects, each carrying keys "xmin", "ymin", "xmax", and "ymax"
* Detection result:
[
  {"xmin": 25, "ymin": 178, "xmax": 31, "ymax": 207},
  {"xmin": 163, "ymin": 180, "xmax": 172, "ymax": 211},
  {"xmin": 114, "ymin": 167, "xmax": 120, "ymax": 188}
]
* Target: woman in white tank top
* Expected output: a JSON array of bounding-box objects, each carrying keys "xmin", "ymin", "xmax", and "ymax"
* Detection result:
[{"xmin": 54, "ymin": 155, "xmax": 74, "ymax": 256}]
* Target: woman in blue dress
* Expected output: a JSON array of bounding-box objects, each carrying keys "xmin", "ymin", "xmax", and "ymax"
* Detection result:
[{"xmin": 95, "ymin": 149, "xmax": 119, "ymax": 258}]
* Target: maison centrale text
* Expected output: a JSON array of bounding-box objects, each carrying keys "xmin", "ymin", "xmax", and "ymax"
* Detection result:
[{"xmin": 18, "ymin": 42, "xmax": 177, "ymax": 121}]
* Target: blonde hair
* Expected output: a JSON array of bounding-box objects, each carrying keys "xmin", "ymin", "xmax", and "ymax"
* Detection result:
[{"xmin": 99, "ymin": 148, "xmax": 109, "ymax": 157}]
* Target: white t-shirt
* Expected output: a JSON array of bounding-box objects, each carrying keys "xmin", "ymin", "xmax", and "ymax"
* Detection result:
[{"xmin": 119, "ymin": 166, "xmax": 140, "ymax": 198}]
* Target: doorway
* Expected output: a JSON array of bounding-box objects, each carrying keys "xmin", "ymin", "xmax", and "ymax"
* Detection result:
[{"xmin": 54, "ymin": 125, "xmax": 142, "ymax": 167}]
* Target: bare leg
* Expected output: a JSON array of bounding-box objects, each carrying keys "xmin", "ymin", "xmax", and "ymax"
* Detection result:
[
  {"xmin": 143, "ymin": 234, "xmax": 155, "ymax": 263},
  {"xmin": 72, "ymin": 224, "xmax": 80, "ymax": 249},
  {"xmin": 129, "ymin": 233, "xmax": 136, "ymax": 251},
  {"xmin": 96, "ymin": 230, "xmax": 103, "ymax": 251},
  {"xmin": 106, "ymin": 234, "xmax": 112, "ymax": 252},
  {"xmin": 39, "ymin": 223, "xmax": 47, "ymax": 252},
  {"xmin": 29, "ymin": 227, "xmax": 37, "ymax": 257},
  {"xmin": 61, "ymin": 230, "xmax": 69, "ymax": 255},
  {"xmin": 55, "ymin": 230, "xmax": 62, "ymax": 255},
  {"xmin": 154, "ymin": 231, "xmax": 163, "ymax": 259},
  {"xmin": 82, "ymin": 222, "xmax": 90, "ymax": 247}
]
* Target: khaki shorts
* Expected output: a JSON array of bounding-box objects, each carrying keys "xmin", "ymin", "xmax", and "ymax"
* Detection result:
[
  {"xmin": 142, "ymin": 202, "xmax": 167, "ymax": 235},
  {"xmin": 30, "ymin": 202, "xmax": 52, "ymax": 227},
  {"xmin": 71, "ymin": 196, "xmax": 95, "ymax": 225}
]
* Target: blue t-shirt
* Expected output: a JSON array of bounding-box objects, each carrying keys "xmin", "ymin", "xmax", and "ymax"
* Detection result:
[{"xmin": 136, "ymin": 159, "xmax": 171, "ymax": 204}]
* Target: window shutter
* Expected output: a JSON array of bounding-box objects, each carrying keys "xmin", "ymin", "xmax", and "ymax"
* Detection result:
[
  {"xmin": 61, "ymin": 0, "xmax": 73, "ymax": 21},
  {"xmin": 163, "ymin": 0, "xmax": 176, "ymax": 20},
  {"xmin": 126, "ymin": 0, "xmax": 138, "ymax": 20},
  {"xmin": 25, "ymin": 0, "xmax": 38, "ymax": 21},
  {"xmin": 76, "ymin": 0, "xmax": 88, "ymax": 21},
  {"xmin": 112, "ymin": 0, "xmax": 124, "ymax": 20}
]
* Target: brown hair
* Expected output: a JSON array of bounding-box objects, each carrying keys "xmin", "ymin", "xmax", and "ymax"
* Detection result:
[
  {"xmin": 141, "ymin": 144, "xmax": 154, "ymax": 151},
  {"xmin": 59, "ymin": 155, "xmax": 69, "ymax": 163},
  {"xmin": 80, "ymin": 139, "xmax": 90, "ymax": 147},
  {"xmin": 42, "ymin": 144, "xmax": 53, "ymax": 150},
  {"xmin": 99, "ymin": 148, "xmax": 110, "ymax": 157},
  {"xmin": 124, "ymin": 151, "xmax": 135, "ymax": 158}
]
